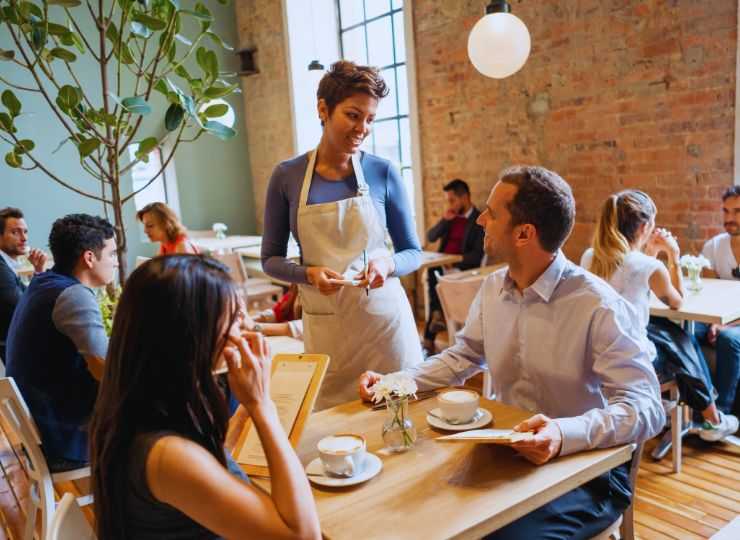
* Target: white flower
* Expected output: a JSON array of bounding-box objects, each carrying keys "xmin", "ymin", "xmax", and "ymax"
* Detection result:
[
  {"xmin": 679, "ymin": 254, "xmax": 711, "ymax": 271},
  {"xmin": 212, "ymin": 222, "xmax": 228, "ymax": 233},
  {"xmin": 370, "ymin": 372, "xmax": 418, "ymax": 404}
]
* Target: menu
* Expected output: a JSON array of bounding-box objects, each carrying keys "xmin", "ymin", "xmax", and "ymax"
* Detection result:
[
  {"xmin": 436, "ymin": 429, "xmax": 535, "ymax": 445},
  {"xmin": 236, "ymin": 355, "xmax": 328, "ymax": 473}
]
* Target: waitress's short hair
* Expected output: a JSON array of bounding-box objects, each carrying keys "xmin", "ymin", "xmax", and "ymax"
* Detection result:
[{"xmin": 317, "ymin": 60, "xmax": 389, "ymax": 121}]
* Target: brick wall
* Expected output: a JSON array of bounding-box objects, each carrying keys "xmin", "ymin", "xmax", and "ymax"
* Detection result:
[
  {"xmin": 234, "ymin": 0, "xmax": 295, "ymax": 232},
  {"xmin": 412, "ymin": 0, "xmax": 737, "ymax": 261}
]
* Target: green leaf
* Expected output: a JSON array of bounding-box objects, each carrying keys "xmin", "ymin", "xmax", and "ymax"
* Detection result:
[
  {"xmin": 135, "ymin": 136, "xmax": 158, "ymax": 161},
  {"xmin": 20, "ymin": 1, "xmax": 43, "ymax": 20},
  {"xmin": 0, "ymin": 50, "xmax": 15, "ymax": 61},
  {"xmin": 46, "ymin": 22, "xmax": 70, "ymax": 36},
  {"xmin": 70, "ymin": 32, "xmax": 85, "ymax": 54},
  {"xmin": 105, "ymin": 21, "xmax": 119, "ymax": 44},
  {"xmin": 50, "ymin": 47, "xmax": 77, "ymax": 62},
  {"xmin": 31, "ymin": 25, "xmax": 47, "ymax": 51},
  {"xmin": 181, "ymin": 8, "xmax": 211, "ymax": 21},
  {"xmin": 206, "ymin": 31, "xmax": 233, "ymax": 51},
  {"xmin": 2, "ymin": 90, "xmax": 22, "ymax": 117},
  {"xmin": 121, "ymin": 96, "xmax": 152, "ymax": 115},
  {"xmin": 0, "ymin": 112, "xmax": 14, "ymax": 133},
  {"xmin": 14, "ymin": 139, "xmax": 34, "ymax": 154},
  {"xmin": 153, "ymin": 78, "xmax": 169, "ymax": 96},
  {"xmin": 203, "ymin": 103, "xmax": 228, "ymax": 117},
  {"xmin": 164, "ymin": 103, "xmax": 184, "ymax": 131},
  {"xmin": 203, "ymin": 120, "xmax": 235, "ymax": 140},
  {"xmin": 174, "ymin": 65, "xmax": 191, "ymax": 80},
  {"xmin": 4, "ymin": 152, "xmax": 22, "ymax": 168},
  {"xmin": 77, "ymin": 138, "xmax": 100, "ymax": 159},
  {"xmin": 132, "ymin": 12, "xmax": 167, "ymax": 31},
  {"xmin": 203, "ymin": 83, "xmax": 238, "ymax": 99},
  {"xmin": 195, "ymin": 2, "xmax": 212, "ymax": 30},
  {"xmin": 130, "ymin": 21, "xmax": 152, "ymax": 38},
  {"xmin": 48, "ymin": 0, "xmax": 83, "ymax": 6},
  {"xmin": 56, "ymin": 85, "xmax": 81, "ymax": 111}
]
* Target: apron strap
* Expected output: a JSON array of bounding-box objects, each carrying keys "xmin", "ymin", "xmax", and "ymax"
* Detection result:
[{"xmin": 298, "ymin": 150, "xmax": 368, "ymax": 210}]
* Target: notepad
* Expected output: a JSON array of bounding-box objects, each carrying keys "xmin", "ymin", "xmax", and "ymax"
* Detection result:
[{"xmin": 436, "ymin": 429, "xmax": 535, "ymax": 444}]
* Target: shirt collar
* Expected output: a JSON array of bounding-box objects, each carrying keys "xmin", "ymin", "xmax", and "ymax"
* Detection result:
[
  {"xmin": 501, "ymin": 251, "xmax": 567, "ymax": 303},
  {"xmin": 463, "ymin": 206, "xmax": 474, "ymax": 219},
  {"xmin": 0, "ymin": 249, "xmax": 19, "ymax": 274}
]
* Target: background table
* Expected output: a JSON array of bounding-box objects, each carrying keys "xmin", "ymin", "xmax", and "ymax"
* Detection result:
[
  {"xmin": 414, "ymin": 251, "xmax": 463, "ymax": 320},
  {"xmin": 230, "ymin": 394, "xmax": 632, "ymax": 540},
  {"xmin": 193, "ymin": 235, "xmax": 262, "ymax": 253},
  {"xmin": 649, "ymin": 277, "xmax": 740, "ymax": 332}
]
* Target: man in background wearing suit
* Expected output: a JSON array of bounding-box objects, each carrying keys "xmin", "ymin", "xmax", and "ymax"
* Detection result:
[
  {"xmin": 423, "ymin": 179, "xmax": 484, "ymax": 353},
  {"xmin": 0, "ymin": 207, "xmax": 47, "ymax": 360}
]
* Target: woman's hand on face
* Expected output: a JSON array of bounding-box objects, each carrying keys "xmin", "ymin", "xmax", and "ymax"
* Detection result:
[
  {"xmin": 650, "ymin": 228, "xmax": 680, "ymax": 260},
  {"xmin": 306, "ymin": 266, "xmax": 344, "ymax": 295},
  {"xmin": 224, "ymin": 332, "xmax": 272, "ymax": 412},
  {"xmin": 355, "ymin": 256, "xmax": 395, "ymax": 289}
]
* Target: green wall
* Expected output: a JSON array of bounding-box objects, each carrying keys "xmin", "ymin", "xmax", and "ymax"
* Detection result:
[{"xmin": 1, "ymin": 1, "xmax": 255, "ymax": 269}]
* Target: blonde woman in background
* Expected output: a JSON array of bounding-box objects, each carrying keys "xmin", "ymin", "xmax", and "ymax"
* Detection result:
[
  {"xmin": 137, "ymin": 202, "xmax": 199, "ymax": 255},
  {"xmin": 581, "ymin": 190, "xmax": 738, "ymax": 441}
]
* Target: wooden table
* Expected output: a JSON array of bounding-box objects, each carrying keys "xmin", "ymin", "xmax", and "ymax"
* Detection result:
[
  {"xmin": 231, "ymin": 395, "xmax": 633, "ymax": 540},
  {"xmin": 266, "ymin": 335, "xmax": 304, "ymax": 356},
  {"xmin": 649, "ymin": 277, "xmax": 740, "ymax": 332},
  {"xmin": 193, "ymin": 235, "xmax": 262, "ymax": 254},
  {"xmin": 415, "ymin": 251, "xmax": 464, "ymax": 321}
]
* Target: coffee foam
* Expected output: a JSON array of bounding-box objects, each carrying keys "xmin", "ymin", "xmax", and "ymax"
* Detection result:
[
  {"xmin": 318, "ymin": 435, "xmax": 364, "ymax": 455},
  {"xmin": 439, "ymin": 390, "xmax": 478, "ymax": 403}
]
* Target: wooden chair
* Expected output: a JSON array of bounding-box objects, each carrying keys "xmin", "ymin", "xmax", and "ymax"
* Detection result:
[
  {"xmin": 47, "ymin": 492, "xmax": 96, "ymax": 540},
  {"xmin": 0, "ymin": 378, "xmax": 92, "ymax": 540},
  {"xmin": 649, "ymin": 380, "xmax": 684, "ymax": 473},
  {"xmin": 435, "ymin": 265, "xmax": 504, "ymax": 399},
  {"xmin": 211, "ymin": 253, "xmax": 283, "ymax": 311}
]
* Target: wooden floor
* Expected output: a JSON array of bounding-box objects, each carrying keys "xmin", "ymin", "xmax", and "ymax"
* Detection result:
[{"xmin": 0, "ymin": 420, "xmax": 737, "ymax": 539}]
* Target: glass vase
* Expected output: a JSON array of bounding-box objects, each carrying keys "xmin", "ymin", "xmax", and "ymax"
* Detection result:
[
  {"xmin": 686, "ymin": 266, "xmax": 703, "ymax": 293},
  {"xmin": 382, "ymin": 396, "xmax": 417, "ymax": 452},
  {"xmin": 215, "ymin": 230, "xmax": 226, "ymax": 240}
]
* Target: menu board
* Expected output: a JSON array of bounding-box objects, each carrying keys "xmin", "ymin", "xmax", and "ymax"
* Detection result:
[{"xmin": 235, "ymin": 354, "xmax": 329, "ymax": 476}]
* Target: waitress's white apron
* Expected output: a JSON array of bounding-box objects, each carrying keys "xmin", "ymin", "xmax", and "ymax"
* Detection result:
[{"xmin": 297, "ymin": 150, "xmax": 422, "ymax": 410}]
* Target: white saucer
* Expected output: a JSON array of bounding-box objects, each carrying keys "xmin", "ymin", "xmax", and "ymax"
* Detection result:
[
  {"xmin": 427, "ymin": 407, "xmax": 493, "ymax": 431},
  {"xmin": 305, "ymin": 452, "xmax": 383, "ymax": 487}
]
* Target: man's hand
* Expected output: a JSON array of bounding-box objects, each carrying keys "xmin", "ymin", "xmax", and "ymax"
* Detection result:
[
  {"xmin": 510, "ymin": 414, "xmax": 563, "ymax": 465},
  {"xmin": 708, "ymin": 324, "xmax": 725, "ymax": 346},
  {"xmin": 28, "ymin": 248, "xmax": 47, "ymax": 274},
  {"xmin": 443, "ymin": 208, "xmax": 457, "ymax": 221},
  {"xmin": 358, "ymin": 370, "xmax": 383, "ymax": 402}
]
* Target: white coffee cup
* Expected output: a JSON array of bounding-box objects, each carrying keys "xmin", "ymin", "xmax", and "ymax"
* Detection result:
[
  {"xmin": 437, "ymin": 389, "xmax": 480, "ymax": 424},
  {"xmin": 317, "ymin": 433, "xmax": 367, "ymax": 477}
]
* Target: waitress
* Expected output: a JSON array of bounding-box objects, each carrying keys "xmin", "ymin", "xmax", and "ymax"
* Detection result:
[{"xmin": 261, "ymin": 60, "xmax": 423, "ymax": 410}]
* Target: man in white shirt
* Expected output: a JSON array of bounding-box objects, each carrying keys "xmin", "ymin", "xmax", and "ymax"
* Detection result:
[
  {"xmin": 697, "ymin": 185, "xmax": 740, "ymax": 415},
  {"xmin": 359, "ymin": 166, "xmax": 664, "ymax": 539}
]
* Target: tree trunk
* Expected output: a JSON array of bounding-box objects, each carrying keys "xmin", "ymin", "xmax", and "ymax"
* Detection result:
[{"xmin": 110, "ymin": 181, "xmax": 128, "ymax": 284}]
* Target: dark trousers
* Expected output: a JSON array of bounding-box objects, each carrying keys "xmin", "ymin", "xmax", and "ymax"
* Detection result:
[
  {"xmin": 485, "ymin": 463, "xmax": 631, "ymax": 540},
  {"xmin": 424, "ymin": 268, "xmax": 443, "ymax": 341}
]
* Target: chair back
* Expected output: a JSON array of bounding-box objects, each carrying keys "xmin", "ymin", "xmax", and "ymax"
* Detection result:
[
  {"xmin": 0, "ymin": 377, "xmax": 56, "ymax": 539},
  {"xmin": 47, "ymin": 492, "xmax": 96, "ymax": 540},
  {"xmin": 212, "ymin": 252, "xmax": 248, "ymax": 285},
  {"xmin": 187, "ymin": 229, "xmax": 216, "ymax": 239}
]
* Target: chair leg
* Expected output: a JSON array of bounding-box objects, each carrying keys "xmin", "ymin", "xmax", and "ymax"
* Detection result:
[
  {"xmin": 23, "ymin": 486, "xmax": 38, "ymax": 540},
  {"xmin": 620, "ymin": 504, "xmax": 635, "ymax": 540},
  {"xmin": 670, "ymin": 402, "xmax": 682, "ymax": 473}
]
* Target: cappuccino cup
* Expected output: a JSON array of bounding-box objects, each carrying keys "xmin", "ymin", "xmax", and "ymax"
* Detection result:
[
  {"xmin": 317, "ymin": 434, "xmax": 366, "ymax": 477},
  {"xmin": 438, "ymin": 389, "xmax": 480, "ymax": 424}
]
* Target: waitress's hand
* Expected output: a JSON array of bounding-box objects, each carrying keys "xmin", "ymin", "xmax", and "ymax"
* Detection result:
[
  {"xmin": 358, "ymin": 370, "xmax": 383, "ymax": 402},
  {"xmin": 306, "ymin": 266, "xmax": 344, "ymax": 295},
  {"xmin": 224, "ymin": 332, "xmax": 273, "ymax": 413},
  {"xmin": 355, "ymin": 256, "xmax": 395, "ymax": 289}
]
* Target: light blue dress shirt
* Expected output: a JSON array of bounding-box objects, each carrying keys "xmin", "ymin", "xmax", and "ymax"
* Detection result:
[{"xmin": 407, "ymin": 251, "xmax": 665, "ymax": 456}]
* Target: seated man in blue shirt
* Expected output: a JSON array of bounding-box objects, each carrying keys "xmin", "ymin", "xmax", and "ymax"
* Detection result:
[
  {"xmin": 6, "ymin": 214, "xmax": 116, "ymax": 472},
  {"xmin": 359, "ymin": 166, "xmax": 664, "ymax": 539}
]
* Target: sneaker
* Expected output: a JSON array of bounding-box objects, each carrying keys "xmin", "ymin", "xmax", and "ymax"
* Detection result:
[{"xmin": 698, "ymin": 412, "xmax": 740, "ymax": 442}]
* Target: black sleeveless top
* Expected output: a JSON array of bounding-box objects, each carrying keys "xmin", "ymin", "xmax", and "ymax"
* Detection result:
[{"xmin": 125, "ymin": 431, "xmax": 250, "ymax": 539}]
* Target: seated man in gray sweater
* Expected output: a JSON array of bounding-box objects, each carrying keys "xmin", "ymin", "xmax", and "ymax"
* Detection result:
[{"xmin": 6, "ymin": 214, "xmax": 116, "ymax": 471}]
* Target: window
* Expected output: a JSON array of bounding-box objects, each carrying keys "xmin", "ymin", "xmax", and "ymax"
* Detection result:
[
  {"xmin": 337, "ymin": 1, "xmax": 415, "ymax": 210},
  {"xmin": 128, "ymin": 140, "xmax": 181, "ymax": 219}
]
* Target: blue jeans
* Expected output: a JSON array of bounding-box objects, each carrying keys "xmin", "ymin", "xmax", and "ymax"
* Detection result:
[{"xmin": 695, "ymin": 322, "xmax": 740, "ymax": 414}]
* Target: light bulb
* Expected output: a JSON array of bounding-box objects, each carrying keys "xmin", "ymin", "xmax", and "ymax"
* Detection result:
[{"xmin": 468, "ymin": 12, "xmax": 531, "ymax": 79}]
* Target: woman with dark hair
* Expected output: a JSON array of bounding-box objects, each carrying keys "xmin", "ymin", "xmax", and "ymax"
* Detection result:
[
  {"xmin": 89, "ymin": 255, "xmax": 320, "ymax": 540},
  {"xmin": 137, "ymin": 202, "xmax": 199, "ymax": 255},
  {"xmin": 261, "ymin": 60, "xmax": 423, "ymax": 410},
  {"xmin": 582, "ymin": 190, "xmax": 738, "ymax": 441}
]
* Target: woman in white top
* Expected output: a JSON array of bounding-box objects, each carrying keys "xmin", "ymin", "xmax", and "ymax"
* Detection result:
[{"xmin": 582, "ymin": 190, "xmax": 738, "ymax": 441}]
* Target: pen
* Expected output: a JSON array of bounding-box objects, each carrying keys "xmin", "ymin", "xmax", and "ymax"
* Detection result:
[{"xmin": 363, "ymin": 249, "xmax": 369, "ymax": 296}]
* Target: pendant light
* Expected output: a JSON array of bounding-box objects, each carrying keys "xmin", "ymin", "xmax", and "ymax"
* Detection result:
[{"xmin": 467, "ymin": 0, "xmax": 531, "ymax": 79}]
